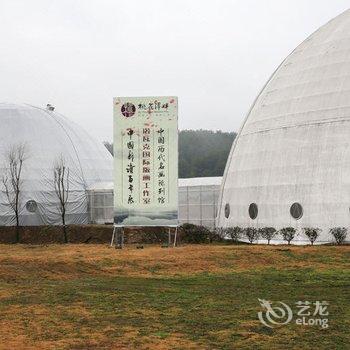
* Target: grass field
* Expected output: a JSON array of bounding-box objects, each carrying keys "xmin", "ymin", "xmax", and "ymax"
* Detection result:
[{"xmin": 0, "ymin": 244, "xmax": 349, "ymax": 349}]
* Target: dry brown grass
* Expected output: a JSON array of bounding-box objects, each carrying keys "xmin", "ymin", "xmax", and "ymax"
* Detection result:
[
  {"xmin": 0, "ymin": 244, "xmax": 348, "ymax": 280},
  {"xmin": 0, "ymin": 244, "xmax": 348, "ymax": 349}
]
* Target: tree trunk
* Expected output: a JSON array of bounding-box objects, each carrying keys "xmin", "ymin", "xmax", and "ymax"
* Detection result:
[
  {"xmin": 62, "ymin": 213, "xmax": 67, "ymax": 243},
  {"xmin": 15, "ymin": 226, "xmax": 20, "ymax": 244},
  {"xmin": 15, "ymin": 211, "xmax": 19, "ymax": 243}
]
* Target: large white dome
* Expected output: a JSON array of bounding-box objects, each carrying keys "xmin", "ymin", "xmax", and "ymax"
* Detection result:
[
  {"xmin": 0, "ymin": 103, "xmax": 112, "ymax": 225},
  {"xmin": 217, "ymin": 10, "xmax": 350, "ymax": 243}
]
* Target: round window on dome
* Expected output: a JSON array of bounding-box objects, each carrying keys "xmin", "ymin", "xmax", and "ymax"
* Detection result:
[
  {"xmin": 26, "ymin": 200, "xmax": 37, "ymax": 213},
  {"xmin": 248, "ymin": 203, "xmax": 258, "ymax": 220},
  {"xmin": 224, "ymin": 203, "xmax": 230, "ymax": 218},
  {"xmin": 290, "ymin": 202, "xmax": 303, "ymax": 220}
]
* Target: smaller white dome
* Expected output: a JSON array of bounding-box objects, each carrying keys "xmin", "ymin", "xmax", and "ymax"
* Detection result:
[{"xmin": 0, "ymin": 103, "xmax": 112, "ymax": 225}]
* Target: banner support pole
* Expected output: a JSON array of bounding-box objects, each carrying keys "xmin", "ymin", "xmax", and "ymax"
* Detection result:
[
  {"xmin": 168, "ymin": 227, "xmax": 171, "ymax": 247},
  {"xmin": 121, "ymin": 227, "xmax": 124, "ymax": 249},
  {"xmin": 110, "ymin": 226, "xmax": 116, "ymax": 247},
  {"xmin": 173, "ymin": 226, "xmax": 178, "ymax": 247},
  {"xmin": 111, "ymin": 226, "xmax": 125, "ymax": 249}
]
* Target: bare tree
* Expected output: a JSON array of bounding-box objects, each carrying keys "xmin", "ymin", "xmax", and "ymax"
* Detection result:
[
  {"xmin": 2, "ymin": 143, "xmax": 27, "ymax": 243},
  {"xmin": 53, "ymin": 156, "xmax": 70, "ymax": 243}
]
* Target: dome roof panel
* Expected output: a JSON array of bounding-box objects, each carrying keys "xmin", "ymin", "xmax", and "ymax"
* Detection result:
[
  {"xmin": 218, "ymin": 9, "xmax": 350, "ymax": 243},
  {"xmin": 0, "ymin": 103, "xmax": 112, "ymax": 225}
]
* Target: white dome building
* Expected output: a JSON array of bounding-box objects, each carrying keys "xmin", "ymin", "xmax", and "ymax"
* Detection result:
[
  {"xmin": 0, "ymin": 103, "xmax": 112, "ymax": 225},
  {"xmin": 217, "ymin": 10, "xmax": 350, "ymax": 243}
]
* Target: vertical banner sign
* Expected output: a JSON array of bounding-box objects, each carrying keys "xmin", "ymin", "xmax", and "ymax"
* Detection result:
[{"xmin": 113, "ymin": 96, "xmax": 178, "ymax": 226}]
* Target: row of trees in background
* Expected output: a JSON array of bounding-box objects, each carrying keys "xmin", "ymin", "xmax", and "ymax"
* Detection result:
[
  {"xmin": 104, "ymin": 129, "xmax": 236, "ymax": 178},
  {"xmin": 178, "ymin": 130, "xmax": 236, "ymax": 178},
  {"xmin": 1, "ymin": 143, "xmax": 71, "ymax": 243},
  {"xmin": 180, "ymin": 224, "xmax": 348, "ymax": 245}
]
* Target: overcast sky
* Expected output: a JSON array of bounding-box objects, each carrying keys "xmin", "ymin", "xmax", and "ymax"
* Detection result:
[{"xmin": 0, "ymin": 0, "xmax": 349, "ymax": 142}]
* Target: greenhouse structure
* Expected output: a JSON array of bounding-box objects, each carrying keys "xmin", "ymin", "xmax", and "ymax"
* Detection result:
[
  {"xmin": 0, "ymin": 103, "xmax": 113, "ymax": 226},
  {"xmin": 217, "ymin": 9, "xmax": 350, "ymax": 244},
  {"xmin": 178, "ymin": 177, "xmax": 221, "ymax": 228},
  {"xmin": 88, "ymin": 177, "xmax": 222, "ymax": 227}
]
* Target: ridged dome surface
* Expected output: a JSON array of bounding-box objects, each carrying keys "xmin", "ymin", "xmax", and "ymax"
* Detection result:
[
  {"xmin": 0, "ymin": 103, "xmax": 112, "ymax": 225},
  {"xmin": 217, "ymin": 10, "xmax": 350, "ymax": 243}
]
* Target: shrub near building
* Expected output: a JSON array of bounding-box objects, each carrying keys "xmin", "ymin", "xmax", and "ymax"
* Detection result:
[
  {"xmin": 303, "ymin": 227, "xmax": 321, "ymax": 245},
  {"xmin": 258, "ymin": 227, "xmax": 277, "ymax": 245},
  {"xmin": 330, "ymin": 227, "xmax": 348, "ymax": 245}
]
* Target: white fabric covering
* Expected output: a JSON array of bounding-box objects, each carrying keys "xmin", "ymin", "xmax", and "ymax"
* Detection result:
[
  {"xmin": 217, "ymin": 9, "xmax": 350, "ymax": 243},
  {"xmin": 0, "ymin": 103, "xmax": 112, "ymax": 225}
]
